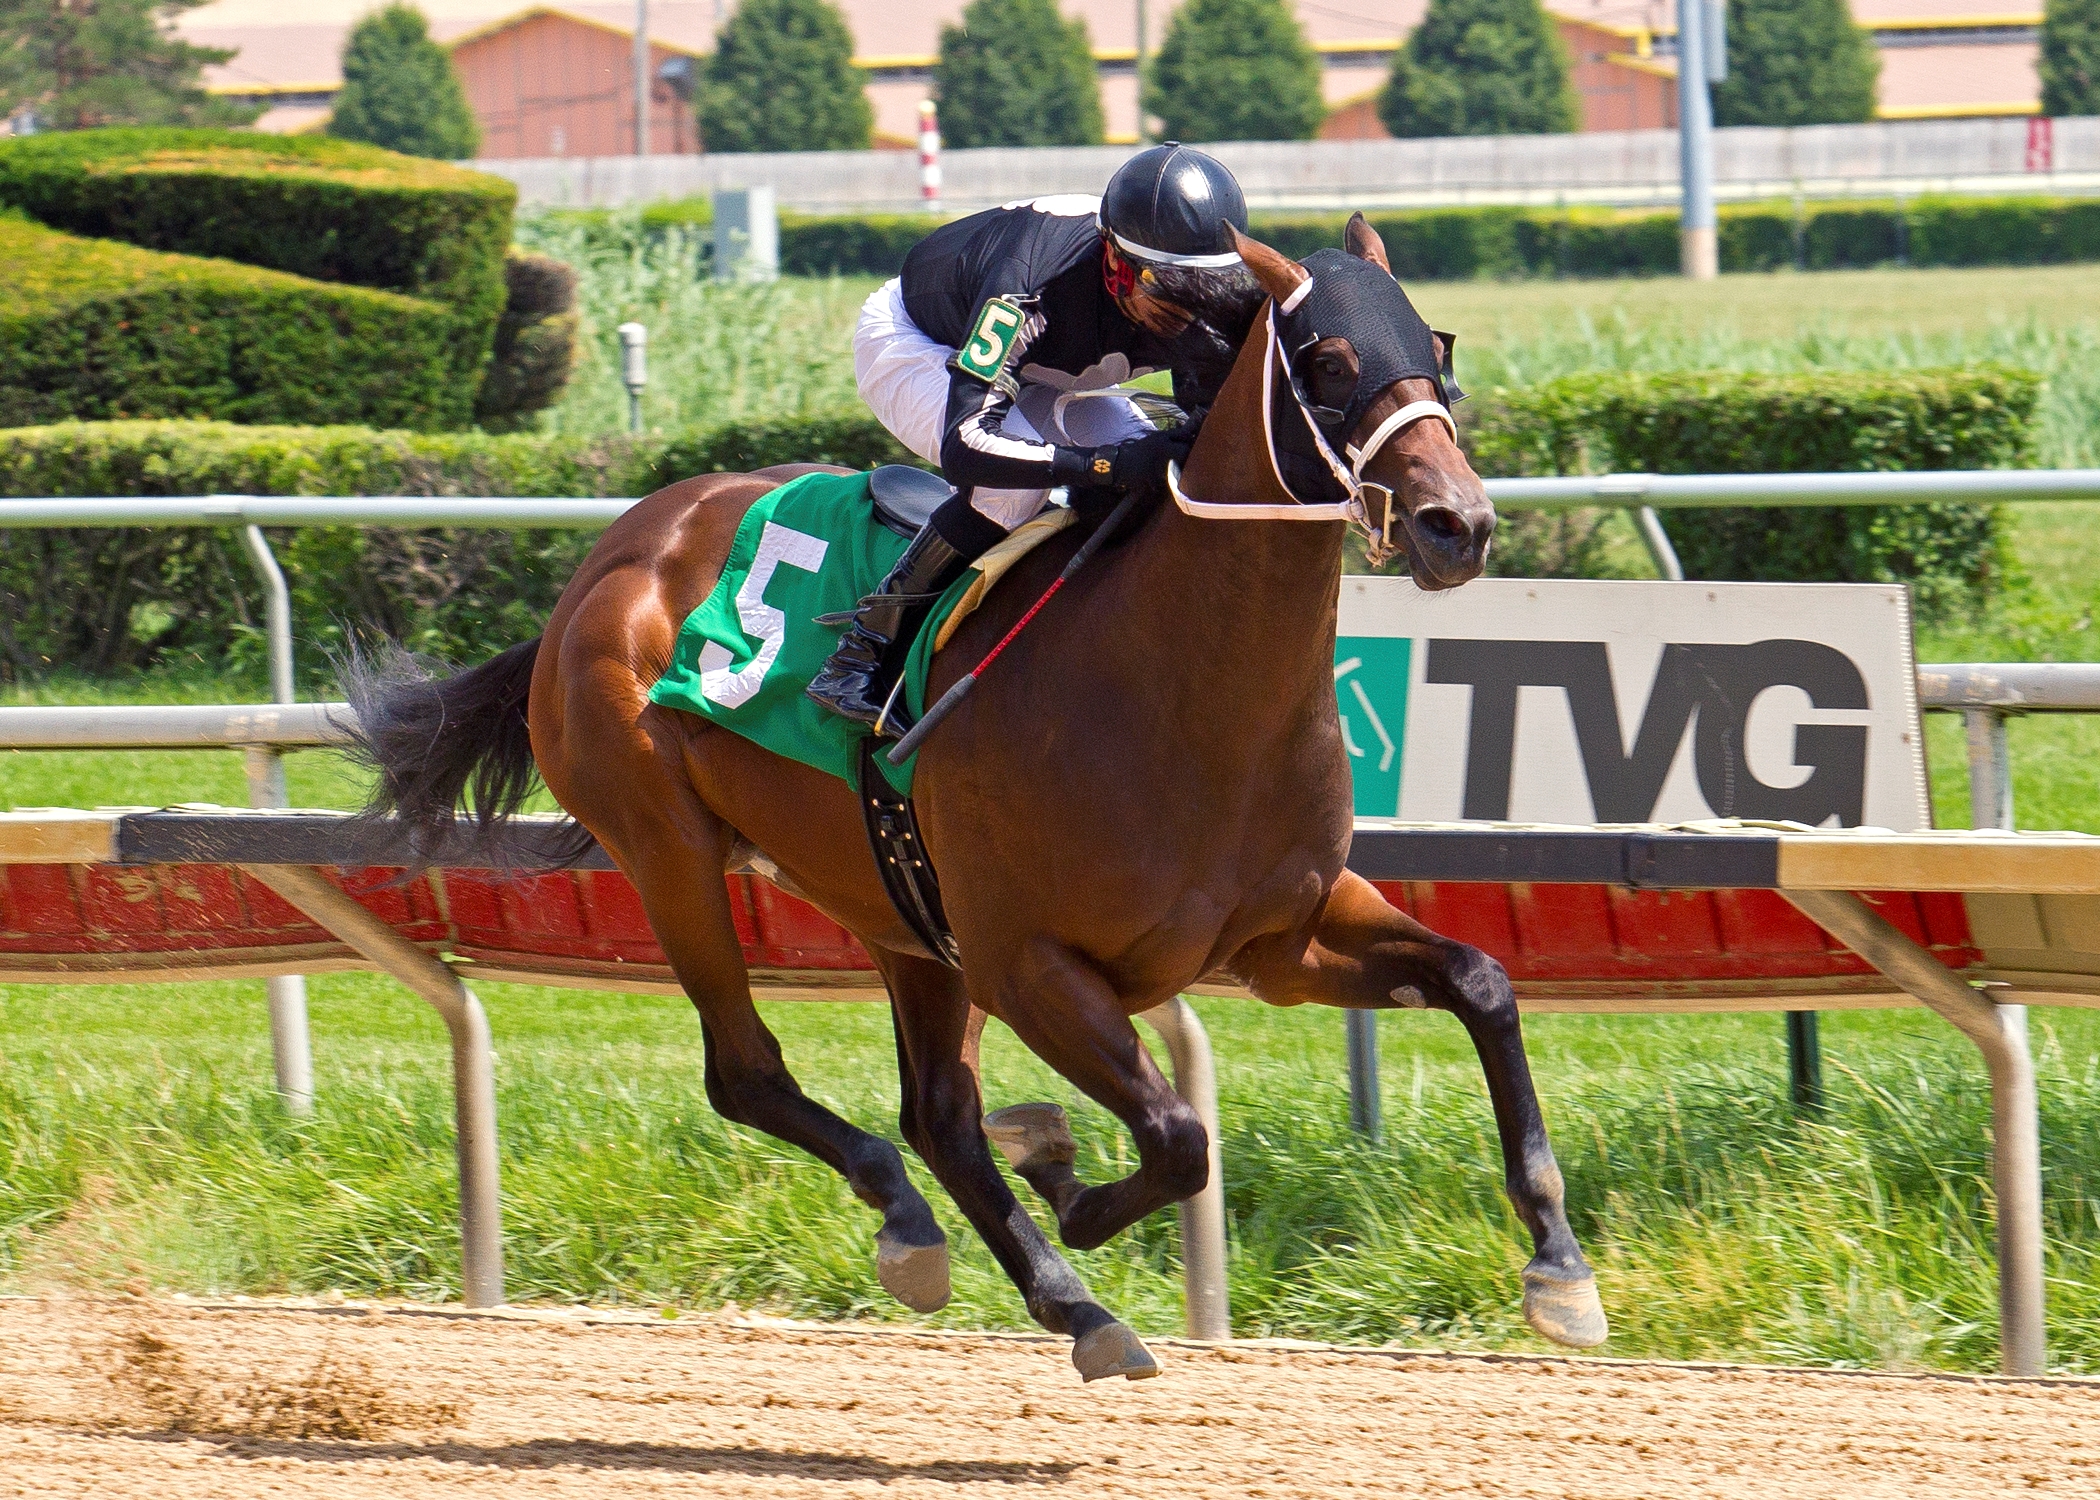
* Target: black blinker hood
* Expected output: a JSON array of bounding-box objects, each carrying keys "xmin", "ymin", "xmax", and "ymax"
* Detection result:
[{"xmin": 1277, "ymin": 249, "xmax": 1462, "ymax": 440}]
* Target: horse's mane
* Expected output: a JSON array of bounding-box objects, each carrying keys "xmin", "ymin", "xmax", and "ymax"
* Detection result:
[{"xmin": 1148, "ymin": 260, "xmax": 1267, "ymax": 411}]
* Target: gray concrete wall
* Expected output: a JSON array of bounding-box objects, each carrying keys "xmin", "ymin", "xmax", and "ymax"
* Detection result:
[{"xmin": 477, "ymin": 117, "xmax": 2100, "ymax": 215}]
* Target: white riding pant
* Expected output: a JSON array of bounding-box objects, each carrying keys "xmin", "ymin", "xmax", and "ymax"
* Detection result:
[{"xmin": 852, "ymin": 278, "xmax": 1156, "ymax": 532}]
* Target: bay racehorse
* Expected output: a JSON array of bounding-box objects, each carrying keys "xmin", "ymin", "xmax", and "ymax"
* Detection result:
[{"xmin": 348, "ymin": 217, "xmax": 1607, "ymax": 1380}]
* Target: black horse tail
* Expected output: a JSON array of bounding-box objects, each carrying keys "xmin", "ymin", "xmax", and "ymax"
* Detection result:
[{"xmin": 339, "ymin": 637, "xmax": 593, "ymax": 868}]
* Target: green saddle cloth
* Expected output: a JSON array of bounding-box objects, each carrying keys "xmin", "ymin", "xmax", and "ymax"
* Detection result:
[{"xmin": 647, "ymin": 469, "xmax": 971, "ymax": 795}]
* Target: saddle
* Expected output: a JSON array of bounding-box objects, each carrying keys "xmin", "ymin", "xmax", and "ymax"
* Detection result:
[{"xmin": 867, "ymin": 464, "xmax": 954, "ymax": 538}]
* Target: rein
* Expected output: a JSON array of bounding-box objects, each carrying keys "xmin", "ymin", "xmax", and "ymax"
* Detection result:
[{"xmin": 1165, "ymin": 301, "xmax": 1453, "ymax": 567}]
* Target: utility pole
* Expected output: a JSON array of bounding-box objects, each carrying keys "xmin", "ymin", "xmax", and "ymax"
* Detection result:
[
  {"xmin": 1134, "ymin": 0, "xmax": 1148, "ymax": 144},
  {"xmin": 634, "ymin": 0, "xmax": 650, "ymax": 158},
  {"xmin": 1676, "ymin": 0, "xmax": 1717, "ymax": 279}
]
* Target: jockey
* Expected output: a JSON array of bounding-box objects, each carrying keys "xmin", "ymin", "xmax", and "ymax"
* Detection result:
[{"xmin": 808, "ymin": 142, "xmax": 1263, "ymax": 728}]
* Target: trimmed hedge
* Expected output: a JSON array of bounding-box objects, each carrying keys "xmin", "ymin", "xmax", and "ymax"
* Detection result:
[
  {"xmin": 0, "ymin": 219, "xmax": 471, "ymax": 431},
  {"xmin": 1471, "ymin": 367, "xmax": 2038, "ymax": 616},
  {"xmin": 0, "ymin": 130, "xmax": 513, "ymax": 315},
  {"xmin": 780, "ymin": 212, "xmax": 942, "ymax": 277},
  {"xmin": 475, "ymin": 251, "xmax": 581, "ymax": 431},
  {"xmin": 0, "ymin": 415, "xmax": 910, "ymax": 677},
  {"xmin": 0, "ymin": 129, "xmax": 515, "ymax": 408},
  {"xmin": 749, "ymin": 195, "xmax": 2100, "ymax": 280},
  {"xmin": 1268, "ymin": 198, "xmax": 2100, "ymax": 280}
]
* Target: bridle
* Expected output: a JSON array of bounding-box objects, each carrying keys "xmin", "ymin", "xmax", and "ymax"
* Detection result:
[{"xmin": 1166, "ymin": 300, "xmax": 1455, "ymax": 568}]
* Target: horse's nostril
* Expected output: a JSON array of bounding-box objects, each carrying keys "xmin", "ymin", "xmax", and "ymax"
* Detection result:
[{"xmin": 1415, "ymin": 505, "xmax": 1469, "ymax": 545}]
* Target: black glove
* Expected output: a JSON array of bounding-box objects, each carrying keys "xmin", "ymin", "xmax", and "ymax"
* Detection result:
[{"xmin": 1053, "ymin": 424, "xmax": 1198, "ymax": 492}]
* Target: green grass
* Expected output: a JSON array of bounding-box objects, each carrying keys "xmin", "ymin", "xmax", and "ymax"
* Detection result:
[
  {"xmin": 1415, "ymin": 263, "xmax": 2100, "ymax": 469},
  {"xmin": 7, "ymin": 974, "xmax": 2100, "ymax": 1372}
]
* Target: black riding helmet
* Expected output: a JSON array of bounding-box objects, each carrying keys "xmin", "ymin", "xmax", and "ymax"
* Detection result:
[{"xmin": 1098, "ymin": 143, "xmax": 1248, "ymax": 268}]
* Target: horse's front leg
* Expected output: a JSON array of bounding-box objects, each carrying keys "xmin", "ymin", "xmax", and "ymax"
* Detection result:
[
  {"xmin": 1233, "ymin": 870, "xmax": 1608, "ymax": 1350},
  {"xmin": 978, "ymin": 939, "xmax": 1213, "ymax": 1255}
]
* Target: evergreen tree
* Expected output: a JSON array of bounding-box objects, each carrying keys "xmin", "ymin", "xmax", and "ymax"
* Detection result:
[
  {"xmin": 699, "ymin": 0, "xmax": 871, "ymax": 153},
  {"xmin": 2041, "ymin": 0, "xmax": 2100, "ymax": 116},
  {"xmin": 1378, "ymin": 0, "xmax": 1580, "ymax": 138},
  {"xmin": 1712, "ymin": 0, "xmax": 1879, "ymax": 127},
  {"xmin": 0, "ymin": 0, "xmax": 258, "ymax": 130},
  {"xmin": 1148, "ymin": 0, "xmax": 1323, "ymax": 143},
  {"xmin": 934, "ymin": 0, "xmax": 1102, "ymax": 148},
  {"xmin": 327, "ymin": 5, "xmax": 480, "ymax": 159}
]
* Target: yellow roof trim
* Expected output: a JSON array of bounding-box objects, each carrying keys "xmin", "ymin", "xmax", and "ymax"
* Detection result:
[
  {"xmin": 1605, "ymin": 53, "xmax": 1679, "ymax": 78},
  {"xmin": 1644, "ymin": 12, "xmax": 2037, "ymax": 38},
  {"xmin": 1324, "ymin": 85, "xmax": 1386, "ymax": 112},
  {"xmin": 444, "ymin": 5, "xmax": 707, "ymax": 58},
  {"xmin": 1877, "ymin": 100, "xmax": 2041, "ymax": 118},
  {"xmin": 207, "ymin": 80, "xmax": 340, "ymax": 97}
]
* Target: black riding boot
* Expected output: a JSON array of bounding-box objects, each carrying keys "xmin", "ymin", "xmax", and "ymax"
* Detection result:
[{"xmin": 806, "ymin": 520, "xmax": 979, "ymax": 729}]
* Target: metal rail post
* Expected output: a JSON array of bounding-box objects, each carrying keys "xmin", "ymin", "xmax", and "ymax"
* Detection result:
[
  {"xmin": 1786, "ymin": 1009, "xmax": 1824, "ymax": 1113},
  {"xmin": 1966, "ymin": 707, "xmax": 2015, "ymax": 832},
  {"xmin": 1139, "ymin": 998, "xmax": 1231, "ymax": 1340},
  {"xmin": 1635, "ymin": 507, "xmax": 1685, "ymax": 581},
  {"xmin": 1783, "ymin": 889, "xmax": 2045, "ymax": 1376},
  {"xmin": 632, "ymin": 0, "xmax": 650, "ymax": 159},
  {"xmin": 244, "ymin": 863, "xmax": 506, "ymax": 1308},
  {"xmin": 1676, "ymin": 0, "xmax": 1718, "ymax": 279},
  {"xmin": 236, "ymin": 525, "xmax": 313, "ymax": 1114},
  {"xmin": 1345, "ymin": 1009, "xmax": 1382, "ymax": 1138},
  {"xmin": 617, "ymin": 323, "xmax": 648, "ymax": 432},
  {"xmin": 1958, "ymin": 700, "xmax": 2034, "ymax": 1377},
  {"xmin": 1134, "ymin": 0, "xmax": 1149, "ymax": 143}
]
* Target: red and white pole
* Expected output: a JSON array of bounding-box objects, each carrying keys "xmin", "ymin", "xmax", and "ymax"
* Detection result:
[
  {"xmin": 919, "ymin": 99, "xmax": 942, "ymax": 214},
  {"xmin": 2027, "ymin": 116, "xmax": 2054, "ymax": 175}
]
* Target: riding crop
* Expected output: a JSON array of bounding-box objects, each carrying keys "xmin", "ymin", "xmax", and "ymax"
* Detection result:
[{"xmin": 886, "ymin": 486, "xmax": 1147, "ymax": 766}]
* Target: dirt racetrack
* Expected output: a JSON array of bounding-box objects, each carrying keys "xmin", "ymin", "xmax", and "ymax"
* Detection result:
[{"xmin": 5, "ymin": 1297, "xmax": 2100, "ymax": 1498}]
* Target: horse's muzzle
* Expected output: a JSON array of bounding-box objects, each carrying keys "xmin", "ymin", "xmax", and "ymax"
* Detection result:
[{"xmin": 1404, "ymin": 483, "xmax": 1496, "ymax": 591}]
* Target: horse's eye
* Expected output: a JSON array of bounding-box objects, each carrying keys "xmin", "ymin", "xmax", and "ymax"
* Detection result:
[{"xmin": 1317, "ymin": 357, "xmax": 1343, "ymax": 377}]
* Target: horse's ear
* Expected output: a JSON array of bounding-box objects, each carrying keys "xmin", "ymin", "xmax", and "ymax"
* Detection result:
[
  {"xmin": 1344, "ymin": 212, "xmax": 1390, "ymax": 274},
  {"xmin": 1230, "ymin": 224, "xmax": 1309, "ymax": 305}
]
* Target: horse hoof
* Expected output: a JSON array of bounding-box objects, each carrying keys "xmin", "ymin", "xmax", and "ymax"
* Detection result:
[
  {"xmin": 1071, "ymin": 1321, "xmax": 1160, "ymax": 1382},
  {"xmin": 876, "ymin": 1231, "xmax": 952, "ymax": 1314},
  {"xmin": 1523, "ymin": 1265, "xmax": 1608, "ymax": 1349},
  {"xmin": 983, "ymin": 1102, "xmax": 1077, "ymax": 1172}
]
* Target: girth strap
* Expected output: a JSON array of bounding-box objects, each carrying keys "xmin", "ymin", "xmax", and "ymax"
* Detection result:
[{"xmin": 856, "ymin": 739, "xmax": 963, "ymax": 969}]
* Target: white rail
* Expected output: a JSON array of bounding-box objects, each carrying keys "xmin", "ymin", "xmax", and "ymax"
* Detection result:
[
  {"xmin": 0, "ymin": 496, "xmax": 631, "ymax": 528},
  {"xmin": 0, "ymin": 702, "xmax": 352, "ymax": 749},
  {"xmin": 1917, "ymin": 662, "xmax": 2100, "ymax": 713},
  {"xmin": 1489, "ymin": 470, "xmax": 2100, "ymax": 509},
  {"xmin": 5, "ymin": 471, "xmax": 2100, "ymax": 531}
]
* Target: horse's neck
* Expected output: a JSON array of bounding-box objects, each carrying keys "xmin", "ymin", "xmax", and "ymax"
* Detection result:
[
  {"xmin": 1127, "ymin": 507, "xmax": 1344, "ymax": 665},
  {"xmin": 1119, "ymin": 308, "xmax": 1347, "ymax": 716}
]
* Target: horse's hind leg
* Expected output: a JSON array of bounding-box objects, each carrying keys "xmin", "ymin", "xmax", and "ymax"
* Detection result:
[
  {"xmin": 879, "ymin": 950, "xmax": 1157, "ymax": 1381},
  {"xmin": 1233, "ymin": 870, "xmax": 1607, "ymax": 1349},
  {"xmin": 605, "ymin": 805, "xmax": 952, "ymax": 1313}
]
